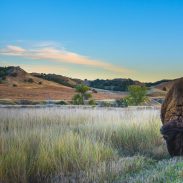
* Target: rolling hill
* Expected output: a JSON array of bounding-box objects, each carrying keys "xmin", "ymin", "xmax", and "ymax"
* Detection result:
[
  {"xmin": 0, "ymin": 66, "xmax": 180, "ymax": 101},
  {"xmin": 0, "ymin": 66, "xmax": 126, "ymax": 100},
  {"xmin": 31, "ymin": 72, "xmax": 83, "ymax": 88}
]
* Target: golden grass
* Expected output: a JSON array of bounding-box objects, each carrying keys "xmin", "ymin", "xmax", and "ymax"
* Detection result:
[{"xmin": 0, "ymin": 107, "xmax": 168, "ymax": 182}]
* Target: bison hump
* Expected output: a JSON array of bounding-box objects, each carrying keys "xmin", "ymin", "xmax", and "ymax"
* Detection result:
[{"xmin": 161, "ymin": 78, "xmax": 183, "ymax": 124}]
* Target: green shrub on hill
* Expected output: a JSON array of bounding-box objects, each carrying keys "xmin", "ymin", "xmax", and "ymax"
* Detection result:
[
  {"xmin": 55, "ymin": 101, "xmax": 67, "ymax": 105},
  {"xmin": 27, "ymin": 78, "xmax": 34, "ymax": 83},
  {"xmin": 125, "ymin": 85, "xmax": 148, "ymax": 106},
  {"xmin": 116, "ymin": 98, "xmax": 128, "ymax": 107},
  {"xmin": 72, "ymin": 84, "xmax": 93, "ymax": 105}
]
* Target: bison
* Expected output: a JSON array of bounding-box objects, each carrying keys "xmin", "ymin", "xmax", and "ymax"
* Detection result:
[{"xmin": 161, "ymin": 78, "xmax": 183, "ymax": 156}]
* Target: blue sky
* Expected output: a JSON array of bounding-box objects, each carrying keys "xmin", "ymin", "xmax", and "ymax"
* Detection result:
[{"xmin": 0, "ymin": 0, "xmax": 183, "ymax": 81}]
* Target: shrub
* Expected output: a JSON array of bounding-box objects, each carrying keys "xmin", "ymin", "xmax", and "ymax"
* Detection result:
[
  {"xmin": 116, "ymin": 98, "xmax": 128, "ymax": 107},
  {"xmin": 125, "ymin": 85, "xmax": 148, "ymax": 106},
  {"xmin": 0, "ymin": 99, "xmax": 16, "ymax": 105},
  {"xmin": 75, "ymin": 84, "xmax": 90, "ymax": 94},
  {"xmin": 100, "ymin": 101, "xmax": 112, "ymax": 107},
  {"xmin": 27, "ymin": 78, "xmax": 34, "ymax": 83},
  {"xmin": 88, "ymin": 99, "xmax": 96, "ymax": 106},
  {"xmin": 162, "ymin": 87, "xmax": 167, "ymax": 91},
  {"xmin": 72, "ymin": 94, "xmax": 83, "ymax": 105},
  {"xmin": 13, "ymin": 84, "xmax": 17, "ymax": 87},
  {"xmin": 10, "ymin": 72, "xmax": 17, "ymax": 77},
  {"xmin": 2, "ymin": 76, "xmax": 6, "ymax": 80},
  {"xmin": 0, "ymin": 70, "xmax": 6, "ymax": 78},
  {"xmin": 72, "ymin": 84, "xmax": 92, "ymax": 105},
  {"xmin": 15, "ymin": 100, "xmax": 37, "ymax": 105},
  {"xmin": 55, "ymin": 101, "xmax": 67, "ymax": 105},
  {"xmin": 91, "ymin": 89, "xmax": 98, "ymax": 93}
]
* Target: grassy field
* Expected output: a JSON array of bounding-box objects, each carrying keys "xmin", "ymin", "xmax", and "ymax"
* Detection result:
[{"xmin": 0, "ymin": 106, "xmax": 183, "ymax": 183}]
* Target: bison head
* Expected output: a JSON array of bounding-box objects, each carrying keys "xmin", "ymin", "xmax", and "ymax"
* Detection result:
[{"xmin": 161, "ymin": 121, "xmax": 183, "ymax": 156}]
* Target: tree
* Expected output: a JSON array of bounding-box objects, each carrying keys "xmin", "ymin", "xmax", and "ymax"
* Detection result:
[
  {"xmin": 72, "ymin": 84, "xmax": 92, "ymax": 105},
  {"xmin": 116, "ymin": 98, "xmax": 128, "ymax": 107},
  {"xmin": 72, "ymin": 94, "xmax": 83, "ymax": 105},
  {"xmin": 88, "ymin": 99, "xmax": 96, "ymax": 106},
  {"xmin": 125, "ymin": 85, "xmax": 148, "ymax": 106}
]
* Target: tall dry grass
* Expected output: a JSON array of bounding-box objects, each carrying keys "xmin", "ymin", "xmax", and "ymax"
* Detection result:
[{"xmin": 0, "ymin": 107, "xmax": 168, "ymax": 183}]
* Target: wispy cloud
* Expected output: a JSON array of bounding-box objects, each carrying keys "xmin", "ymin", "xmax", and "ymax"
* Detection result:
[
  {"xmin": 0, "ymin": 44, "xmax": 131, "ymax": 74},
  {"xmin": 0, "ymin": 45, "xmax": 26, "ymax": 55}
]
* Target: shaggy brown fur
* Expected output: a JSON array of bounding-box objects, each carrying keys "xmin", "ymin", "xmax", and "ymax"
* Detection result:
[{"xmin": 161, "ymin": 78, "xmax": 183, "ymax": 156}]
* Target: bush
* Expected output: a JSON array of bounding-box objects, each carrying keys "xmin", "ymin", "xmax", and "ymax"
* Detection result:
[
  {"xmin": 91, "ymin": 89, "xmax": 98, "ymax": 93},
  {"xmin": 125, "ymin": 85, "xmax": 148, "ymax": 106},
  {"xmin": 55, "ymin": 101, "xmax": 67, "ymax": 105},
  {"xmin": 0, "ymin": 70, "xmax": 7, "ymax": 78},
  {"xmin": 75, "ymin": 84, "xmax": 90, "ymax": 94},
  {"xmin": 72, "ymin": 84, "xmax": 92, "ymax": 105},
  {"xmin": 162, "ymin": 87, "xmax": 167, "ymax": 91},
  {"xmin": 15, "ymin": 100, "xmax": 40, "ymax": 105},
  {"xmin": 116, "ymin": 98, "xmax": 128, "ymax": 107},
  {"xmin": 13, "ymin": 84, "xmax": 17, "ymax": 87},
  {"xmin": 27, "ymin": 78, "xmax": 34, "ymax": 83},
  {"xmin": 10, "ymin": 72, "xmax": 17, "ymax": 77},
  {"xmin": 88, "ymin": 99, "xmax": 96, "ymax": 106},
  {"xmin": 72, "ymin": 94, "xmax": 83, "ymax": 105},
  {"xmin": 0, "ymin": 100, "xmax": 16, "ymax": 105},
  {"xmin": 100, "ymin": 101, "xmax": 112, "ymax": 107}
]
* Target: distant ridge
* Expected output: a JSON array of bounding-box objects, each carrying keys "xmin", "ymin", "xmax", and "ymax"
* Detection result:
[{"xmin": 86, "ymin": 78, "xmax": 143, "ymax": 91}]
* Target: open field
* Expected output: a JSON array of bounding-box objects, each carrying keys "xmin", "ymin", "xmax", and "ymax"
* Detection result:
[
  {"xmin": 0, "ymin": 107, "xmax": 183, "ymax": 183},
  {"xmin": 0, "ymin": 84, "xmax": 125, "ymax": 100}
]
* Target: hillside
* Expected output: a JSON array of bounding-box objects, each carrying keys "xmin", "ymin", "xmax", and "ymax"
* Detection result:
[
  {"xmin": 0, "ymin": 66, "xmax": 180, "ymax": 101},
  {"xmin": 0, "ymin": 66, "xmax": 75, "ymax": 100},
  {"xmin": 152, "ymin": 80, "xmax": 175, "ymax": 91},
  {"xmin": 86, "ymin": 78, "xmax": 143, "ymax": 91},
  {"xmin": 147, "ymin": 78, "xmax": 183, "ymax": 97},
  {"xmin": 32, "ymin": 73, "xmax": 83, "ymax": 88},
  {"xmin": 0, "ymin": 66, "xmax": 125, "ymax": 100},
  {"xmin": 17, "ymin": 67, "xmax": 174, "ymax": 94}
]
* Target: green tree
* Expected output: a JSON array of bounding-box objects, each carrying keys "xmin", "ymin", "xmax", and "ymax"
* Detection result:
[
  {"xmin": 116, "ymin": 98, "xmax": 128, "ymax": 107},
  {"xmin": 72, "ymin": 84, "xmax": 92, "ymax": 105},
  {"xmin": 125, "ymin": 85, "xmax": 148, "ymax": 106},
  {"xmin": 88, "ymin": 99, "xmax": 96, "ymax": 106},
  {"xmin": 72, "ymin": 94, "xmax": 83, "ymax": 105}
]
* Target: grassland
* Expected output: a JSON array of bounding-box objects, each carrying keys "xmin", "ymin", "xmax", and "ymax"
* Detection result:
[{"xmin": 0, "ymin": 107, "xmax": 183, "ymax": 183}]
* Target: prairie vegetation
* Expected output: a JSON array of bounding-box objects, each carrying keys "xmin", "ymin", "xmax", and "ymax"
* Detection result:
[{"xmin": 0, "ymin": 107, "xmax": 182, "ymax": 183}]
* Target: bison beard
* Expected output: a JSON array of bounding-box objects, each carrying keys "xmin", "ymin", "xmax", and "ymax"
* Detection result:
[{"xmin": 160, "ymin": 78, "xmax": 183, "ymax": 156}]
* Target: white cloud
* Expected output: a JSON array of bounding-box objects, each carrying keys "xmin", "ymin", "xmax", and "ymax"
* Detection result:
[
  {"xmin": 1, "ymin": 45, "xmax": 26, "ymax": 55},
  {"xmin": 0, "ymin": 44, "xmax": 131, "ymax": 74}
]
